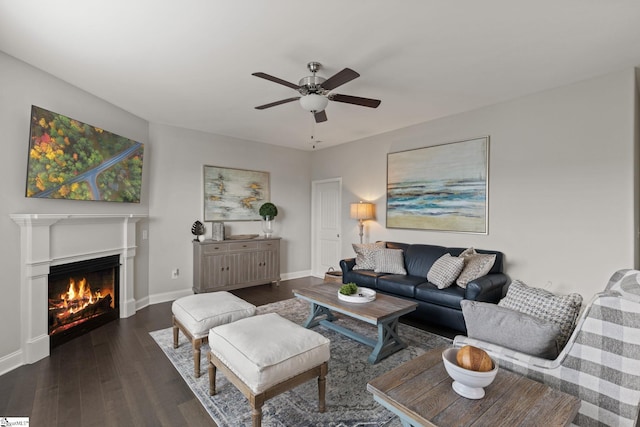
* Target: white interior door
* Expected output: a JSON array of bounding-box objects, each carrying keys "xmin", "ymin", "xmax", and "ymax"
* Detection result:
[{"xmin": 311, "ymin": 178, "xmax": 342, "ymax": 277}]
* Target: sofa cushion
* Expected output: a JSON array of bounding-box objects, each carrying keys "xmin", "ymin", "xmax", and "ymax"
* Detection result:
[
  {"xmin": 343, "ymin": 269, "xmax": 382, "ymax": 289},
  {"xmin": 456, "ymin": 247, "xmax": 496, "ymax": 288},
  {"xmin": 376, "ymin": 275, "xmax": 424, "ymax": 298},
  {"xmin": 427, "ymin": 253, "xmax": 465, "ymax": 289},
  {"xmin": 461, "ymin": 300, "xmax": 562, "ymax": 359},
  {"xmin": 374, "ymin": 249, "xmax": 407, "ymax": 274},
  {"xmin": 448, "ymin": 247, "xmax": 504, "ymax": 274},
  {"xmin": 498, "ymin": 280, "xmax": 583, "ymax": 348},
  {"xmin": 404, "ymin": 244, "xmax": 448, "ymax": 277},
  {"xmin": 352, "ymin": 242, "xmax": 385, "ymax": 270},
  {"xmin": 415, "ymin": 282, "xmax": 465, "ymax": 309}
]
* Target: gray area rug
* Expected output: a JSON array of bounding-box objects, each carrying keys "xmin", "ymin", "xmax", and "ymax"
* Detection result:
[{"xmin": 150, "ymin": 297, "xmax": 452, "ymax": 427}]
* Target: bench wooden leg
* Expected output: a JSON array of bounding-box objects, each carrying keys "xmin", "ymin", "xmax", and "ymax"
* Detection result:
[
  {"xmin": 250, "ymin": 394, "xmax": 265, "ymax": 427},
  {"xmin": 193, "ymin": 337, "xmax": 204, "ymax": 377},
  {"xmin": 208, "ymin": 352, "xmax": 217, "ymax": 396},
  {"xmin": 318, "ymin": 361, "xmax": 327, "ymax": 412},
  {"xmin": 251, "ymin": 405, "xmax": 263, "ymax": 427},
  {"xmin": 172, "ymin": 316, "xmax": 179, "ymax": 349}
]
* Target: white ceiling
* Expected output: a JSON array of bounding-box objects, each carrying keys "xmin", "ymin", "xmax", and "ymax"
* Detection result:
[{"xmin": 2, "ymin": 1, "xmax": 640, "ymax": 151}]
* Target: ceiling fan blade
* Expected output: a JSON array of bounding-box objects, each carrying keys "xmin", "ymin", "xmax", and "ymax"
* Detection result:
[
  {"xmin": 330, "ymin": 94, "xmax": 381, "ymax": 108},
  {"xmin": 314, "ymin": 110, "xmax": 327, "ymax": 123},
  {"xmin": 255, "ymin": 97, "xmax": 300, "ymax": 110},
  {"xmin": 321, "ymin": 68, "xmax": 360, "ymax": 91},
  {"xmin": 252, "ymin": 72, "xmax": 300, "ymax": 90}
]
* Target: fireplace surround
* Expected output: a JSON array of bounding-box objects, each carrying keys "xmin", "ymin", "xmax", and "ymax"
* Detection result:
[{"xmin": 10, "ymin": 213, "xmax": 146, "ymax": 365}]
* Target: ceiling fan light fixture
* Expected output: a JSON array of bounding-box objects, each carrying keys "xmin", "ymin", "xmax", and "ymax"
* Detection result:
[{"xmin": 299, "ymin": 94, "xmax": 328, "ymax": 112}]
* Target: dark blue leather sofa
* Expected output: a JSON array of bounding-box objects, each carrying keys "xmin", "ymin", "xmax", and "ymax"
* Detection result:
[{"xmin": 339, "ymin": 242, "xmax": 508, "ymax": 333}]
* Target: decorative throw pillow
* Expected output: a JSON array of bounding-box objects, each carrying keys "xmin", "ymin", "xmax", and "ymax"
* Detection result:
[
  {"xmin": 456, "ymin": 247, "xmax": 496, "ymax": 288},
  {"xmin": 498, "ymin": 280, "xmax": 583, "ymax": 348},
  {"xmin": 461, "ymin": 300, "xmax": 562, "ymax": 359},
  {"xmin": 427, "ymin": 253, "xmax": 465, "ymax": 289},
  {"xmin": 374, "ymin": 249, "xmax": 407, "ymax": 275},
  {"xmin": 352, "ymin": 242, "xmax": 385, "ymax": 270}
]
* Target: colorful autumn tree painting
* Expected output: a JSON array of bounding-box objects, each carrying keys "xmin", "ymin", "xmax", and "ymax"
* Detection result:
[{"xmin": 25, "ymin": 106, "xmax": 144, "ymax": 202}]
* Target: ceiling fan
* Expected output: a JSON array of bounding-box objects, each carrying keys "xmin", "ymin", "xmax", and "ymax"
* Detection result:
[{"xmin": 252, "ymin": 62, "xmax": 381, "ymax": 123}]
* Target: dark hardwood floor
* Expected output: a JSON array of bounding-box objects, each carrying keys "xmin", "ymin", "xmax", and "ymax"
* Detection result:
[{"xmin": 0, "ymin": 276, "xmax": 455, "ymax": 426}]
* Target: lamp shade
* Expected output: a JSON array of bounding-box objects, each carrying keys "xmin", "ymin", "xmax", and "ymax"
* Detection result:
[
  {"xmin": 299, "ymin": 94, "xmax": 329, "ymax": 112},
  {"xmin": 350, "ymin": 202, "xmax": 374, "ymax": 221}
]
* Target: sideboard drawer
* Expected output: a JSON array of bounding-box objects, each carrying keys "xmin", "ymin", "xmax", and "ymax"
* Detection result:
[
  {"xmin": 259, "ymin": 241, "xmax": 278, "ymax": 250},
  {"xmin": 202, "ymin": 243, "xmax": 228, "ymax": 254},
  {"xmin": 228, "ymin": 241, "xmax": 259, "ymax": 251}
]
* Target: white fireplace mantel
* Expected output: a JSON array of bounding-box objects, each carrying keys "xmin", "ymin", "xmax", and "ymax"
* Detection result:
[{"xmin": 10, "ymin": 213, "xmax": 147, "ymax": 365}]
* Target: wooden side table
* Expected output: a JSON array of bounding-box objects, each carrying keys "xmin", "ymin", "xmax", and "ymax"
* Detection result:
[{"xmin": 367, "ymin": 347, "xmax": 580, "ymax": 427}]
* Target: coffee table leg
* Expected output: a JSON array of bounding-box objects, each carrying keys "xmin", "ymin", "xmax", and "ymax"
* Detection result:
[
  {"xmin": 368, "ymin": 317, "xmax": 406, "ymax": 364},
  {"xmin": 303, "ymin": 303, "xmax": 335, "ymax": 328},
  {"xmin": 372, "ymin": 395, "xmax": 419, "ymax": 426}
]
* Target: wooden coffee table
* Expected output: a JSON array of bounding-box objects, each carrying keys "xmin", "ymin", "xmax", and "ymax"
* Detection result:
[
  {"xmin": 367, "ymin": 347, "xmax": 581, "ymax": 427},
  {"xmin": 294, "ymin": 283, "xmax": 417, "ymax": 364}
]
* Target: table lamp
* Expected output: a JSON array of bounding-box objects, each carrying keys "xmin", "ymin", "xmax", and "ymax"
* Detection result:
[{"xmin": 350, "ymin": 201, "xmax": 374, "ymax": 244}]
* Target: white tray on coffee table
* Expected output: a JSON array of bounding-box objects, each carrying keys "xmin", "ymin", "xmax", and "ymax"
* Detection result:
[{"xmin": 338, "ymin": 287, "xmax": 376, "ymax": 303}]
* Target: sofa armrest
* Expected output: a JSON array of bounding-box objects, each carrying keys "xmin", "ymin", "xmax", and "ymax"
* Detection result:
[
  {"xmin": 464, "ymin": 273, "xmax": 509, "ymax": 303},
  {"xmin": 340, "ymin": 258, "xmax": 356, "ymax": 274}
]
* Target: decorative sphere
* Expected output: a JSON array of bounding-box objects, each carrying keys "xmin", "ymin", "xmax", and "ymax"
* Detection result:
[{"xmin": 456, "ymin": 345, "xmax": 493, "ymax": 372}]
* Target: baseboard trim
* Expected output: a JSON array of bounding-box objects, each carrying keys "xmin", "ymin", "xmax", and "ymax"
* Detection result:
[
  {"xmin": 145, "ymin": 272, "xmax": 312, "ymax": 306},
  {"xmin": 0, "ymin": 349, "xmax": 24, "ymax": 377},
  {"xmin": 135, "ymin": 295, "xmax": 150, "ymax": 311},
  {"xmin": 148, "ymin": 288, "xmax": 193, "ymax": 305},
  {"xmin": 281, "ymin": 270, "xmax": 311, "ymax": 281}
]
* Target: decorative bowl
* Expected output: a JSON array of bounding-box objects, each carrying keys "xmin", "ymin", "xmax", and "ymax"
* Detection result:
[
  {"xmin": 441, "ymin": 347, "xmax": 498, "ymax": 399},
  {"xmin": 337, "ymin": 287, "xmax": 376, "ymax": 303}
]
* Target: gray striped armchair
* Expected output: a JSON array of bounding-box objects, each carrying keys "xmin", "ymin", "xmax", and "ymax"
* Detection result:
[{"xmin": 454, "ymin": 269, "xmax": 640, "ymax": 426}]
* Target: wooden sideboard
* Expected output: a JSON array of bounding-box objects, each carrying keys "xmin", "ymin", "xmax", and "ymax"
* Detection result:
[{"xmin": 193, "ymin": 237, "xmax": 281, "ymax": 293}]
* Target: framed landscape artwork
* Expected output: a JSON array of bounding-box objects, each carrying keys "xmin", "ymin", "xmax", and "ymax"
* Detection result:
[
  {"xmin": 386, "ymin": 136, "xmax": 489, "ymax": 234},
  {"xmin": 203, "ymin": 165, "xmax": 270, "ymax": 221},
  {"xmin": 25, "ymin": 105, "xmax": 144, "ymax": 203}
]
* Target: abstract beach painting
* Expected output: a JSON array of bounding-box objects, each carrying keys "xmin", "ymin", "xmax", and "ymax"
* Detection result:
[
  {"xmin": 203, "ymin": 165, "xmax": 270, "ymax": 221},
  {"xmin": 387, "ymin": 137, "xmax": 488, "ymax": 233}
]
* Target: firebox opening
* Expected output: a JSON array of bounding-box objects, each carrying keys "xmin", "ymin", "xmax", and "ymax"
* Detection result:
[{"xmin": 48, "ymin": 255, "xmax": 120, "ymax": 348}]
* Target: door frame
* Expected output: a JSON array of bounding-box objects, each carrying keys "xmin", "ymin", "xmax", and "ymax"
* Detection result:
[{"xmin": 311, "ymin": 177, "xmax": 342, "ymax": 278}]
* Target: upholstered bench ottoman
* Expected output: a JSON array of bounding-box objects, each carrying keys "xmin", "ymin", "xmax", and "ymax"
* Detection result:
[
  {"xmin": 208, "ymin": 312, "xmax": 330, "ymax": 427},
  {"xmin": 172, "ymin": 291, "xmax": 256, "ymax": 377}
]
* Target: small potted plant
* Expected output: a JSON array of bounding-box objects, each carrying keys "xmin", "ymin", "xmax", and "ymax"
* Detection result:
[
  {"xmin": 259, "ymin": 202, "xmax": 278, "ymax": 237},
  {"xmin": 191, "ymin": 220, "xmax": 206, "ymax": 241}
]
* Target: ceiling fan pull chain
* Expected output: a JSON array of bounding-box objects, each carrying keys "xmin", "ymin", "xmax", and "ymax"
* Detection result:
[{"xmin": 310, "ymin": 119, "xmax": 317, "ymax": 149}]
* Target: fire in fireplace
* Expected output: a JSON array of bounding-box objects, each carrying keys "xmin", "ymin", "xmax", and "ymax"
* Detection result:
[{"xmin": 48, "ymin": 254, "xmax": 120, "ymax": 348}]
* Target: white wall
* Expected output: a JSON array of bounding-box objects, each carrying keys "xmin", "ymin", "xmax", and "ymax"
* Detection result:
[
  {"xmin": 146, "ymin": 123, "xmax": 312, "ymax": 302},
  {"xmin": 0, "ymin": 52, "xmax": 150, "ymax": 364},
  {"xmin": 0, "ymin": 51, "xmax": 313, "ymax": 370},
  {"xmin": 312, "ymin": 68, "xmax": 638, "ymax": 301},
  {"xmin": 1, "ymin": 47, "xmax": 637, "ymax": 369}
]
